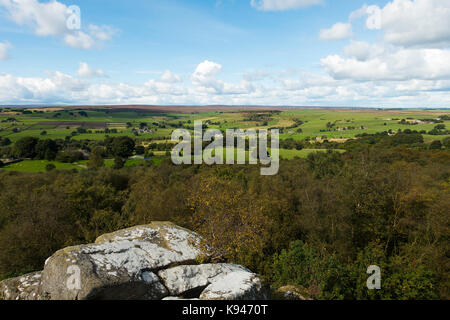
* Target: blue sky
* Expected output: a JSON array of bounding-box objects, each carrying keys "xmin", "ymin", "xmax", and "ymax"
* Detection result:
[{"xmin": 0, "ymin": 0, "xmax": 449, "ymax": 107}]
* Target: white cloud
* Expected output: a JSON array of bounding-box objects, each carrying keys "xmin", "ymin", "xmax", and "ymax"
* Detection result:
[
  {"xmin": 191, "ymin": 60, "xmax": 257, "ymax": 95},
  {"xmin": 342, "ymin": 41, "xmax": 385, "ymax": 61},
  {"xmin": 64, "ymin": 32, "xmax": 95, "ymax": 50},
  {"xmin": 159, "ymin": 70, "xmax": 182, "ymax": 83},
  {"xmin": 1, "ymin": 61, "xmax": 450, "ymax": 107},
  {"xmin": 250, "ymin": 0, "xmax": 322, "ymax": 11},
  {"xmin": 320, "ymin": 0, "xmax": 450, "ymax": 96},
  {"xmin": 77, "ymin": 62, "xmax": 105, "ymax": 78},
  {"xmin": 192, "ymin": 60, "xmax": 224, "ymax": 92},
  {"xmin": 0, "ymin": 0, "xmax": 117, "ymax": 49},
  {"xmin": 243, "ymin": 70, "xmax": 272, "ymax": 82},
  {"xmin": 321, "ymin": 48, "xmax": 450, "ymax": 81},
  {"xmin": 319, "ymin": 23, "xmax": 353, "ymax": 41},
  {"xmin": 0, "ymin": 0, "xmax": 67, "ymax": 36},
  {"xmin": 0, "ymin": 41, "xmax": 12, "ymax": 60},
  {"xmin": 357, "ymin": 0, "xmax": 450, "ymax": 47},
  {"xmin": 88, "ymin": 25, "xmax": 118, "ymax": 41},
  {"xmin": 193, "ymin": 60, "xmax": 222, "ymax": 79}
]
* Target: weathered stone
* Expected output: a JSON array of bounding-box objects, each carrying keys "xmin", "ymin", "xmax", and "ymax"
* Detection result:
[
  {"xmin": 158, "ymin": 263, "xmax": 249, "ymax": 296},
  {"xmin": 200, "ymin": 271, "xmax": 270, "ymax": 300},
  {"xmin": 41, "ymin": 222, "xmax": 203, "ymax": 300},
  {"xmin": 2, "ymin": 222, "xmax": 269, "ymax": 301},
  {"xmin": 0, "ymin": 272, "xmax": 44, "ymax": 300}
]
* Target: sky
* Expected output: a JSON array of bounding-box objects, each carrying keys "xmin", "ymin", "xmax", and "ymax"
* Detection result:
[{"xmin": 0, "ymin": 0, "xmax": 449, "ymax": 107}]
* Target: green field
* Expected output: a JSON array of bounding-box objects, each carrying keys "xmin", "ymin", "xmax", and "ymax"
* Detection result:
[
  {"xmin": 1, "ymin": 107, "xmax": 448, "ymax": 143},
  {"xmin": 1, "ymin": 160, "xmax": 82, "ymax": 173},
  {"xmin": 1, "ymin": 107, "xmax": 448, "ymax": 173},
  {"xmin": 1, "ymin": 158, "xmax": 164, "ymax": 173}
]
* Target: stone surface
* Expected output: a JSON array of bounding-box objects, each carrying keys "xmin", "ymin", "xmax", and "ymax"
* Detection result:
[
  {"xmin": 1, "ymin": 222, "xmax": 269, "ymax": 300},
  {"xmin": 200, "ymin": 271, "xmax": 270, "ymax": 300},
  {"xmin": 40, "ymin": 222, "xmax": 202, "ymax": 300},
  {"xmin": 158, "ymin": 263, "xmax": 249, "ymax": 296},
  {"xmin": 0, "ymin": 272, "xmax": 44, "ymax": 300}
]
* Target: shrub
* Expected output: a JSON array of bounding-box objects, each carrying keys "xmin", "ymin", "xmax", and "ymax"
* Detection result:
[
  {"xmin": 271, "ymin": 241, "xmax": 349, "ymax": 299},
  {"xmin": 45, "ymin": 163, "xmax": 56, "ymax": 172}
]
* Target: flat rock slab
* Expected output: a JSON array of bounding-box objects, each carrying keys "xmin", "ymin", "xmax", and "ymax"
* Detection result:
[
  {"xmin": 158, "ymin": 264, "xmax": 250, "ymax": 296},
  {"xmin": 200, "ymin": 271, "xmax": 270, "ymax": 300}
]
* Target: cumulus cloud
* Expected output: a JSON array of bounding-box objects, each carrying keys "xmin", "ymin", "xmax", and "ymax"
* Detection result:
[
  {"xmin": 192, "ymin": 60, "xmax": 224, "ymax": 92},
  {"xmin": 1, "ymin": 58, "xmax": 450, "ymax": 107},
  {"xmin": 355, "ymin": 0, "xmax": 450, "ymax": 47},
  {"xmin": 250, "ymin": 0, "xmax": 322, "ymax": 11},
  {"xmin": 0, "ymin": 41, "xmax": 12, "ymax": 60},
  {"xmin": 342, "ymin": 41, "xmax": 385, "ymax": 61},
  {"xmin": 0, "ymin": 0, "xmax": 117, "ymax": 49},
  {"xmin": 319, "ymin": 23, "xmax": 353, "ymax": 41},
  {"xmin": 320, "ymin": 0, "xmax": 450, "ymax": 97},
  {"xmin": 64, "ymin": 32, "xmax": 95, "ymax": 50},
  {"xmin": 1, "ymin": 67, "xmax": 450, "ymax": 107},
  {"xmin": 191, "ymin": 60, "xmax": 256, "ymax": 95},
  {"xmin": 88, "ymin": 25, "xmax": 118, "ymax": 41},
  {"xmin": 159, "ymin": 70, "xmax": 182, "ymax": 83},
  {"xmin": 321, "ymin": 48, "xmax": 450, "ymax": 81},
  {"xmin": 77, "ymin": 62, "xmax": 105, "ymax": 78}
]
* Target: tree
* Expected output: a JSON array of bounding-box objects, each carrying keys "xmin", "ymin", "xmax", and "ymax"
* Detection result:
[
  {"xmin": 0, "ymin": 137, "xmax": 11, "ymax": 146},
  {"xmin": 56, "ymin": 150, "xmax": 84, "ymax": 163},
  {"xmin": 188, "ymin": 175, "xmax": 269, "ymax": 265},
  {"xmin": 87, "ymin": 147, "xmax": 105, "ymax": 169},
  {"xmin": 443, "ymin": 137, "xmax": 450, "ymax": 148},
  {"xmin": 35, "ymin": 139, "xmax": 58, "ymax": 160},
  {"xmin": 135, "ymin": 145, "xmax": 145, "ymax": 155},
  {"xmin": 429, "ymin": 140, "xmax": 442, "ymax": 150},
  {"xmin": 113, "ymin": 157, "xmax": 126, "ymax": 169},
  {"xmin": 13, "ymin": 137, "xmax": 39, "ymax": 158},
  {"xmin": 271, "ymin": 241, "xmax": 349, "ymax": 299},
  {"xmin": 110, "ymin": 137, "xmax": 135, "ymax": 159},
  {"xmin": 306, "ymin": 150, "xmax": 344, "ymax": 179}
]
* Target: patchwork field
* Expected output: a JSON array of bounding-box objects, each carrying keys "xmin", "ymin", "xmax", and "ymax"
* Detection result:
[
  {"xmin": 1, "ymin": 106, "xmax": 448, "ymax": 144},
  {"xmin": 0, "ymin": 106, "xmax": 448, "ymax": 173}
]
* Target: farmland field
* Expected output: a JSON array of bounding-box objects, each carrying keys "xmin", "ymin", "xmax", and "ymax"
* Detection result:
[
  {"xmin": 0, "ymin": 106, "xmax": 449, "ymax": 173},
  {"xmin": 1, "ymin": 106, "xmax": 448, "ymax": 142}
]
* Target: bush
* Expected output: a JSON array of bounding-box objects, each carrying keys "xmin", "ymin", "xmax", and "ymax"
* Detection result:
[
  {"xmin": 45, "ymin": 163, "xmax": 56, "ymax": 172},
  {"xmin": 429, "ymin": 140, "xmax": 442, "ymax": 150},
  {"xmin": 271, "ymin": 241, "xmax": 349, "ymax": 299},
  {"xmin": 135, "ymin": 145, "xmax": 145, "ymax": 155},
  {"xmin": 113, "ymin": 157, "xmax": 126, "ymax": 169},
  {"xmin": 56, "ymin": 150, "xmax": 84, "ymax": 163}
]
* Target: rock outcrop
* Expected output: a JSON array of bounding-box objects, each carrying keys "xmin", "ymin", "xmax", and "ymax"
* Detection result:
[
  {"xmin": 0, "ymin": 222, "xmax": 270, "ymax": 300},
  {"xmin": 0, "ymin": 272, "xmax": 43, "ymax": 300}
]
